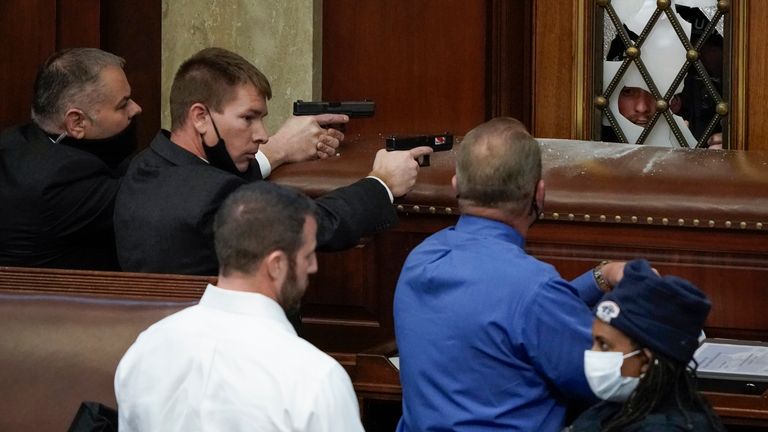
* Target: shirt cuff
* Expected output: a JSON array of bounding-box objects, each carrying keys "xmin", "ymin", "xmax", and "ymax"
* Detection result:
[
  {"xmin": 571, "ymin": 270, "xmax": 605, "ymax": 307},
  {"xmin": 254, "ymin": 150, "xmax": 272, "ymax": 179},
  {"xmin": 366, "ymin": 176, "xmax": 394, "ymax": 203}
]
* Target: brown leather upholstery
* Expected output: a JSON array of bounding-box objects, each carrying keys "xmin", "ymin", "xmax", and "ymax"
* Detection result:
[
  {"xmin": 0, "ymin": 267, "xmax": 211, "ymax": 432},
  {"xmin": 539, "ymin": 139, "xmax": 768, "ymax": 229},
  {"xmin": 272, "ymin": 136, "xmax": 768, "ymax": 230}
]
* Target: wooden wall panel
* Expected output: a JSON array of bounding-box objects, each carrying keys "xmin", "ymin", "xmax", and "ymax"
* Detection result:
[
  {"xmin": 746, "ymin": 0, "xmax": 768, "ymax": 152},
  {"xmin": 531, "ymin": 0, "xmax": 578, "ymax": 139},
  {"xmin": 0, "ymin": 0, "xmax": 56, "ymax": 130},
  {"xmin": 486, "ymin": 0, "xmax": 533, "ymax": 128},
  {"xmin": 322, "ymin": 0, "xmax": 487, "ymax": 137},
  {"xmin": 530, "ymin": 221, "xmax": 768, "ymax": 340},
  {"xmin": 100, "ymin": 1, "xmax": 162, "ymax": 152},
  {"xmin": 56, "ymin": 0, "xmax": 100, "ymax": 49}
]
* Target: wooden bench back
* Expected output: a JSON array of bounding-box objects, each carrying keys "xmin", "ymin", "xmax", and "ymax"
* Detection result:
[{"xmin": 0, "ymin": 266, "xmax": 213, "ymax": 431}]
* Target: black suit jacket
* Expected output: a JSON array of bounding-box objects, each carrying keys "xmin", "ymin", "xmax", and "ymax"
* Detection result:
[
  {"xmin": 0, "ymin": 123, "xmax": 120, "ymax": 269},
  {"xmin": 114, "ymin": 131, "xmax": 397, "ymax": 275}
]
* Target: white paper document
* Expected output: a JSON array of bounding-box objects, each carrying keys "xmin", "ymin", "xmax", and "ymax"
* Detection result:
[
  {"xmin": 694, "ymin": 342, "xmax": 768, "ymax": 376},
  {"xmin": 389, "ymin": 356, "xmax": 400, "ymax": 370}
]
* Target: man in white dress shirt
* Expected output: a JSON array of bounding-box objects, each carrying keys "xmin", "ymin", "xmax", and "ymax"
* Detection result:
[{"xmin": 114, "ymin": 181, "xmax": 364, "ymax": 431}]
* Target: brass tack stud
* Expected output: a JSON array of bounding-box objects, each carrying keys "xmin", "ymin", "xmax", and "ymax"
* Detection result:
[
  {"xmin": 662, "ymin": 218, "xmax": 669, "ymax": 225},
  {"xmin": 686, "ymin": 49, "xmax": 699, "ymax": 62},
  {"xmin": 568, "ymin": 213, "xmax": 575, "ymax": 221},
  {"xmin": 647, "ymin": 217, "xmax": 654, "ymax": 224},
  {"xmin": 716, "ymin": 102, "xmax": 729, "ymax": 116},
  {"xmin": 740, "ymin": 222, "xmax": 747, "ymax": 229},
  {"xmin": 396, "ymin": 205, "xmax": 404, "ymax": 212},
  {"xmin": 552, "ymin": 212, "xmax": 560, "ymax": 220},
  {"xmin": 656, "ymin": 100, "xmax": 668, "ymax": 113},
  {"xmin": 725, "ymin": 221, "xmax": 732, "ymax": 228},
  {"xmin": 599, "ymin": 215, "xmax": 607, "ymax": 222},
  {"xmin": 693, "ymin": 219, "xmax": 700, "ymax": 226},
  {"xmin": 657, "ymin": 0, "xmax": 670, "ymax": 10},
  {"xmin": 594, "ymin": 96, "xmax": 608, "ymax": 108},
  {"xmin": 412, "ymin": 205, "xmax": 420, "ymax": 213},
  {"xmin": 678, "ymin": 218, "xmax": 685, "ymax": 226},
  {"xmin": 708, "ymin": 220, "xmax": 715, "ymax": 227},
  {"xmin": 584, "ymin": 214, "xmax": 591, "ymax": 221},
  {"xmin": 626, "ymin": 46, "xmax": 640, "ymax": 59},
  {"xmin": 757, "ymin": 222, "xmax": 763, "ymax": 230},
  {"xmin": 615, "ymin": 215, "xmax": 622, "ymax": 223},
  {"xmin": 445, "ymin": 207, "xmax": 453, "ymax": 215},
  {"xmin": 631, "ymin": 216, "xmax": 638, "ymax": 223},
  {"xmin": 429, "ymin": 206, "xmax": 436, "ymax": 214},
  {"xmin": 717, "ymin": 0, "xmax": 729, "ymax": 12}
]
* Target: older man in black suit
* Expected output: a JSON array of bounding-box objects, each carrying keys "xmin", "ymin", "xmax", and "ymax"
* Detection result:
[
  {"xmin": 115, "ymin": 47, "xmax": 431, "ymax": 275},
  {"xmin": 0, "ymin": 48, "xmax": 142, "ymax": 269}
]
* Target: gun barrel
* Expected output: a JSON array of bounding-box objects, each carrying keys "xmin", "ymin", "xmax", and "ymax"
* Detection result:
[
  {"xmin": 293, "ymin": 100, "xmax": 375, "ymax": 118},
  {"xmin": 385, "ymin": 134, "xmax": 454, "ymax": 152}
]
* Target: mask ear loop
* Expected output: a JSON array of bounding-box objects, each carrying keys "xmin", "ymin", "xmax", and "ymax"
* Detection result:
[
  {"xmin": 529, "ymin": 185, "xmax": 541, "ymax": 221},
  {"xmin": 624, "ymin": 349, "xmax": 650, "ymax": 379},
  {"xmin": 531, "ymin": 195, "xmax": 540, "ymax": 219},
  {"xmin": 53, "ymin": 132, "xmax": 67, "ymax": 144},
  {"xmin": 203, "ymin": 106, "xmax": 223, "ymax": 142},
  {"xmin": 622, "ymin": 349, "xmax": 642, "ymax": 359}
]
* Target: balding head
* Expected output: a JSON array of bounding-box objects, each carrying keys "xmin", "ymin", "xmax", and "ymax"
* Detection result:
[
  {"xmin": 31, "ymin": 48, "xmax": 127, "ymax": 131},
  {"xmin": 456, "ymin": 117, "xmax": 541, "ymax": 216}
]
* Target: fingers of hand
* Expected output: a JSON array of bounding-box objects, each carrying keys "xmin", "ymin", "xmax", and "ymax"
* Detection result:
[
  {"xmin": 315, "ymin": 114, "xmax": 349, "ymax": 126},
  {"xmin": 325, "ymin": 128, "xmax": 345, "ymax": 143},
  {"xmin": 409, "ymin": 146, "xmax": 434, "ymax": 159},
  {"xmin": 316, "ymin": 141, "xmax": 336, "ymax": 157}
]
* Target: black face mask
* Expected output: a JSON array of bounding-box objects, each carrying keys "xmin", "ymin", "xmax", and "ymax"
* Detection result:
[
  {"xmin": 202, "ymin": 108, "xmax": 244, "ymax": 177},
  {"xmin": 56, "ymin": 119, "xmax": 138, "ymax": 168}
]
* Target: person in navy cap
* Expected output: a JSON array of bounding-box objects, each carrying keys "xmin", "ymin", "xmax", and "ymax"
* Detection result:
[{"xmin": 566, "ymin": 259, "xmax": 725, "ymax": 431}]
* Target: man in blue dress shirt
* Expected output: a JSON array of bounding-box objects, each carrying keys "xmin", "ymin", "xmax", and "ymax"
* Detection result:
[{"xmin": 394, "ymin": 117, "xmax": 626, "ymax": 431}]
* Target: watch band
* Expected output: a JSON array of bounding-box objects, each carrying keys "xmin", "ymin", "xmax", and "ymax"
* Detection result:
[{"xmin": 593, "ymin": 260, "xmax": 612, "ymax": 292}]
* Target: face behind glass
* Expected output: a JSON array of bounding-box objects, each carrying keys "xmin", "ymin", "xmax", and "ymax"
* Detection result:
[
  {"xmin": 209, "ymin": 83, "xmax": 269, "ymax": 172},
  {"xmin": 279, "ymin": 216, "xmax": 318, "ymax": 315},
  {"xmin": 591, "ymin": 319, "xmax": 645, "ymax": 377},
  {"xmin": 83, "ymin": 65, "xmax": 142, "ymax": 139},
  {"xmin": 617, "ymin": 86, "xmax": 656, "ymax": 127}
]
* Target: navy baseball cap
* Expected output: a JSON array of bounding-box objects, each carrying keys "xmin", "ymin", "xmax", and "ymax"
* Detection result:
[{"xmin": 594, "ymin": 259, "xmax": 711, "ymax": 363}]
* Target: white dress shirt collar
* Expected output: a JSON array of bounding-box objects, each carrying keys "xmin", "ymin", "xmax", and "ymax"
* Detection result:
[{"xmin": 199, "ymin": 283, "xmax": 296, "ymax": 335}]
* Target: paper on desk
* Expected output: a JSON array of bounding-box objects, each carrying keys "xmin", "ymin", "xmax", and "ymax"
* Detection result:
[
  {"xmin": 694, "ymin": 342, "xmax": 768, "ymax": 376},
  {"xmin": 389, "ymin": 356, "xmax": 400, "ymax": 370}
]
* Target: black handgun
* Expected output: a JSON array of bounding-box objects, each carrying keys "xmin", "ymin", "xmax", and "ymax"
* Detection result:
[
  {"xmin": 385, "ymin": 133, "xmax": 453, "ymax": 166},
  {"xmin": 293, "ymin": 100, "xmax": 375, "ymax": 118}
]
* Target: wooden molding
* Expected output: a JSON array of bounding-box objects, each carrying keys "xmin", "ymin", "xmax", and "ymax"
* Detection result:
[{"xmin": 486, "ymin": 0, "xmax": 533, "ymax": 127}]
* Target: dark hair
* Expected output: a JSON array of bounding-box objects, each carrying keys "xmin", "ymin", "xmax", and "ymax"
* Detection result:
[
  {"xmin": 603, "ymin": 353, "xmax": 725, "ymax": 431},
  {"xmin": 170, "ymin": 47, "xmax": 272, "ymax": 130},
  {"xmin": 31, "ymin": 48, "xmax": 125, "ymax": 130},
  {"xmin": 213, "ymin": 182, "xmax": 315, "ymax": 277},
  {"xmin": 456, "ymin": 117, "xmax": 541, "ymax": 214}
]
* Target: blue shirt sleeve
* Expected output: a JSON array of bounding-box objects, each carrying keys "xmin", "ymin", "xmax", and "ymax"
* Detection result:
[
  {"xmin": 570, "ymin": 270, "xmax": 603, "ymax": 307},
  {"xmin": 520, "ymin": 277, "xmax": 598, "ymax": 402}
]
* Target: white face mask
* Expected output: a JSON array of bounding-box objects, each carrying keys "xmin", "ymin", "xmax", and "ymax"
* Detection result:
[{"xmin": 584, "ymin": 349, "xmax": 642, "ymax": 402}]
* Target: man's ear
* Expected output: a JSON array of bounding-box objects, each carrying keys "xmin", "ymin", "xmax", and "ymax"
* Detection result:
[
  {"xmin": 265, "ymin": 250, "xmax": 288, "ymax": 287},
  {"xmin": 535, "ymin": 179, "xmax": 545, "ymax": 214},
  {"xmin": 63, "ymin": 109, "xmax": 88, "ymax": 139},
  {"xmin": 190, "ymin": 103, "xmax": 210, "ymax": 137}
]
